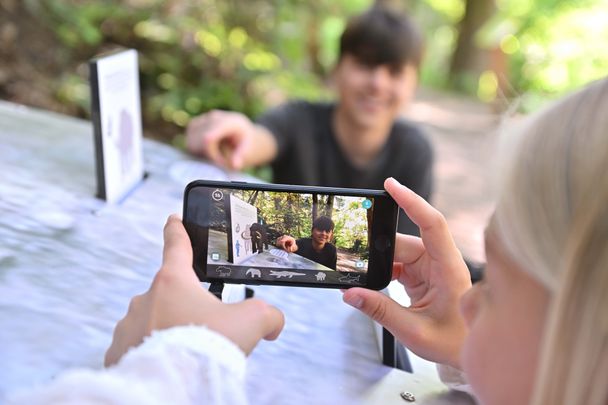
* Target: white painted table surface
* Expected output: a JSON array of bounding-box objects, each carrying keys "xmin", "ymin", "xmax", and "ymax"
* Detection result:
[{"xmin": 0, "ymin": 100, "xmax": 449, "ymax": 404}]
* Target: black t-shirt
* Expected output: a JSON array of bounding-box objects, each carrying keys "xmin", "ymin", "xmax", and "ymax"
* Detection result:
[
  {"xmin": 296, "ymin": 237, "xmax": 337, "ymax": 270},
  {"xmin": 256, "ymin": 101, "xmax": 434, "ymax": 235}
]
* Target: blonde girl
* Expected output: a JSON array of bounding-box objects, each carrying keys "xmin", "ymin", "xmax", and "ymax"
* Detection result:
[{"xmin": 344, "ymin": 77, "xmax": 608, "ymax": 405}]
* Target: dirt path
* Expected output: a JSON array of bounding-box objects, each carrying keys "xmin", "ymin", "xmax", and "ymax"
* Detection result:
[
  {"xmin": 404, "ymin": 88, "xmax": 501, "ymax": 263},
  {"xmin": 336, "ymin": 249, "xmax": 361, "ymax": 272}
]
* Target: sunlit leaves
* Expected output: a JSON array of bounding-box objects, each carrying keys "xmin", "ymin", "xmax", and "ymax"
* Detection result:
[
  {"xmin": 500, "ymin": 34, "xmax": 520, "ymax": 54},
  {"xmin": 56, "ymin": 75, "xmax": 89, "ymax": 108},
  {"xmin": 525, "ymin": 4, "xmax": 608, "ymax": 93},
  {"xmin": 157, "ymin": 73, "xmax": 177, "ymax": 90},
  {"xmin": 477, "ymin": 70, "xmax": 499, "ymax": 102},
  {"xmin": 319, "ymin": 16, "xmax": 346, "ymax": 69},
  {"xmin": 134, "ymin": 20, "xmax": 176, "ymax": 43},
  {"xmin": 31, "ymin": 0, "xmax": 608, "ymax": 136},
  {"xmin": 477, "ymin": 0, "xmax": 608, "ymax": 107},
  {"xmin": 196, "ymin": 30, "xmax": 223, "ymax": 57},
  {"xmin": 244, "ymin": 51, "xmax": 281, "ymax": 71},
  {"xmin": 425, "ymin": 0, "xmax": 466, "ymax": 22},
  {"xmin": 228, "ymin": 27, "xmax": 248, "ymax": 49}
]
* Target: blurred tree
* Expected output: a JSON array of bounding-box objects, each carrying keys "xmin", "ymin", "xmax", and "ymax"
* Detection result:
[
  {"xmin": 1, "ymin": 0, "xmax": 606, "ymax": 143},
  {"xmin": 485, "ymin": 0, "xmax": 608, "ymax": 110},
  {"xmin": 1, "ymin": 0, "xmax": 373, "ymax": 144},
  {"xmin": 449, "ymin": 0, "xmax": 497, "ymax": 91}
]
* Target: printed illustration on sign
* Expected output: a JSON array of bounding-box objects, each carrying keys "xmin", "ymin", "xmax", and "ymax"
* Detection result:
[{"xmin": 229, "ymin": 195, "xmax": 258, "ymax": 265}]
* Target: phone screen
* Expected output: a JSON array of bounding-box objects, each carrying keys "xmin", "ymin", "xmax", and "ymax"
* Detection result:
[{"xmin": 184, "ymin": 181, "xmax": 397, "ymax": 289}]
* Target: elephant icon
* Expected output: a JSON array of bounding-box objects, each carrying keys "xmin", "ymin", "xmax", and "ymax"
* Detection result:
[
  {"xmin": 315, "ymin": 272, "xmax": 326, "ymax": 281},
  {"xmin": 246, "ymin": 268, "xmax": 262, "ymax": 278}
]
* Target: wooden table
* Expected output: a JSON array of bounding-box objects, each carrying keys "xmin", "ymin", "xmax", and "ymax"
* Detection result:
[{"xmin": 0, "ymin": 101, "xmax": 447, "ymax": 404}]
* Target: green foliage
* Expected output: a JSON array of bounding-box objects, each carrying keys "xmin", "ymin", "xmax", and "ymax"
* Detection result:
[
  {"xmin": 23, "ymin": 0, "xmax": 606, "ymax": 132},
  {"xmin": 477, "ymin": 0, "xmax": 608, "ymax": 110},
  {"xmin": 413, "ymin": 0, "xmax": 461, "ymax": 89},
  {"xmin": 415, "ymin": 0, "xmax": 608, "ymax": 109},
  {"xmin": 332, "ymin": 199, "xmax": 369, "ymax": 252},
  {"xmin": 27, "ymin": 0, "xmax": 369, "ymax": 142},
  {"xmin": 424, "ymin": 0, "xmax": 466, "ymax": 22},
  {"xmin": 230, "ymin": 190, "xmax": 369, "ymax": 251},
  {"xmin": 232, "ymin": 189, "xmax": 313, "ymax": 241}
]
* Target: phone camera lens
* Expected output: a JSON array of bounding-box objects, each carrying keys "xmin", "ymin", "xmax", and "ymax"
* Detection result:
[{"xmin": 374, "ymin": 235, "xmax": 391, "ymax": 252}]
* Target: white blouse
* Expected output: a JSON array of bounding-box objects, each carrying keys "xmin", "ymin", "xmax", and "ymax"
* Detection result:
[
  {"xmin": 7, "ymin": 326, "xmax": 248, "ymax": 405},
  {"xmin": 7, "ymin": 325, "xmax": 477, "ymax": 405}
]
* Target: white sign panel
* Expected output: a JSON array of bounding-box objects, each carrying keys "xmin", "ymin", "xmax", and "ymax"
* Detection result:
[
  {"xmin": 90, "ymin": 49, "xmax": 144, "ymax": 203},
  {"xmin": 229, "ymin": 194, "xmax": 258, "ymax": 265}
]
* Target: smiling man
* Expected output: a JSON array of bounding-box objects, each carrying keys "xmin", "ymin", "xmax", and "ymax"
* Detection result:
[
  {"xmin": 276, "ymin": 216, "xmax": 337, "ymax": 270},
  {"xmin": 186, "ymin": 6, "xmax": 432, "ymax": 236}
]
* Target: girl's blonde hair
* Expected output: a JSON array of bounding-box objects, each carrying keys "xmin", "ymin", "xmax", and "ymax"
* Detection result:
[{"xmin": 492, "ymin": 78, "xmax": 608, "ymax": 405}]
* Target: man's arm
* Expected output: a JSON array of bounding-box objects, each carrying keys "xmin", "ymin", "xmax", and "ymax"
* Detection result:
[
  {"xmin": 276, "ymin": 235, "xmax": 298, "ymax": 253},
  {"xmin": 186, "ymin": 110, "xmax": 278, "ymax": 170}
]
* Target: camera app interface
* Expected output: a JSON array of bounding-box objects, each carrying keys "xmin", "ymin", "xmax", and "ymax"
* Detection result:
[{"xmin": 199, "ymin": 187, "xmax": 375, "ymax": 286}]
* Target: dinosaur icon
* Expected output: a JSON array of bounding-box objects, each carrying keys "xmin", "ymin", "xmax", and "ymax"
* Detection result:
[{"xmin": 269, "ymin": 270, "xmax": 306, "ymax": 279}]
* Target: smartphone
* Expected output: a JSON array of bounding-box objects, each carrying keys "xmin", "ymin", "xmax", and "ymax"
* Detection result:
[{"xmin": 182, "ymin": 180, "xmax": 398, "ymax": 290}]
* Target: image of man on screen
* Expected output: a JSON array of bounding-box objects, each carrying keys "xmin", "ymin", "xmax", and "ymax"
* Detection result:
[{"xmin": 276, "ymin": 216, "xmax": 337, "ymax": 270}]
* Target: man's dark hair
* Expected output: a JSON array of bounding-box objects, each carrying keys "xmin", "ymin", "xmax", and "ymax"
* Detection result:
[
  {"xmin": 339, "ymin": 6, "xmax": 424, "ymax": 70},
  {"xmin": 312, "ymin": 215, "xmax": 335, "ymax": 232}
]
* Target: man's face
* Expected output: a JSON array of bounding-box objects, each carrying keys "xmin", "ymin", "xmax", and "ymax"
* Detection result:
[
  {"xmin": 311, "ymin": 227, "xmax": 333, "ymax": 247},
  {"xmin": 333, "ymin": 55, "xmax": 417, "ymax": 131}
]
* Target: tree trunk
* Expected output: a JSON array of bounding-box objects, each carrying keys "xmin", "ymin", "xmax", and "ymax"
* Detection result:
[
  {"xmin": 449, "ymin": 0, "xmax": 496, "ymax": 88},
  {"xmin": 248, "ymin": 190, "xmax": 259, "ymax": 205},
  {"xmin": 305, "ymin": 6, "xmax": 325, "ymax": 78},
  {"xmin": 325, "ymin": 195, "xmax": 334, "ymax": 218}
]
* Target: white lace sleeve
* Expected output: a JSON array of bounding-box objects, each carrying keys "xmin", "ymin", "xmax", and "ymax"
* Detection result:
[{"xmin": 7, "ymin": 325, "xmax": 248, "ymax": 405}]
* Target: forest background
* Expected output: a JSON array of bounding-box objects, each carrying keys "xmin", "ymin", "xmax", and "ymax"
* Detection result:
[
  {"xmin": 216, "ymin": 189, "xmax": 369, "ymax": 254},
  {"xmin": 1, "ymin": 0, "xmax": 607, "ymax": 148}
]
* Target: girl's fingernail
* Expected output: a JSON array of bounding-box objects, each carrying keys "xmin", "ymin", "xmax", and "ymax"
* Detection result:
[{"xmin": 344, "ymin": 294, "xmax": 364, "ymax": 309}]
